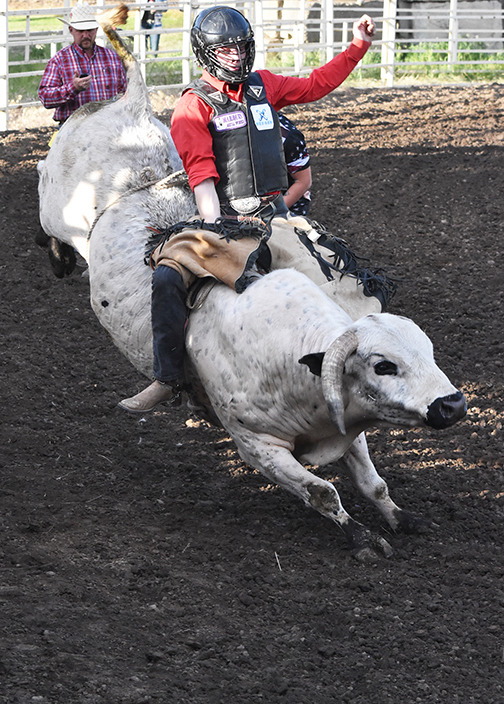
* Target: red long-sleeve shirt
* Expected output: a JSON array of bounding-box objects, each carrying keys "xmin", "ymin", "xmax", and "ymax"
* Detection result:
[
  {"xmin": 38, "ymin": 42, "xmax": 127, "ymax": 123},
  {"xmin": 171, "ymin": 38, "xmax": 370, "ymax": 191}
]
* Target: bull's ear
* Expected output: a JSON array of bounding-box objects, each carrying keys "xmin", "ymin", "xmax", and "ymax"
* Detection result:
[{"xmin": 299, "ymin": 352, "xmax": 325, "ymax": 377}]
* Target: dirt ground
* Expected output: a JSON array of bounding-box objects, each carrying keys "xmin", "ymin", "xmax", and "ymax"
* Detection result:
[{"xmin": 1, "ymin": 83, "xmax": 503, "ymax": 703}]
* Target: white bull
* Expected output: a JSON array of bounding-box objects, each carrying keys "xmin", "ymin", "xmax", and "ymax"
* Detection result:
[
  {"xmin": 37, "ymin": 9, "xmax": 466, "ymax": 559},
  {"xmin": 185, "ymin": 269, "xmax": 466, "ymax": 559}
]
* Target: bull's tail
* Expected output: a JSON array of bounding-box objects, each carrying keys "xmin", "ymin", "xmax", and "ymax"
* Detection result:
[
  {"xmin": 97, "ymin": 4, "xmax": 152, "ymax": 115},
  {"xmin": 97, "ymin": 4, "xmax": 133, "ymax": 68}
]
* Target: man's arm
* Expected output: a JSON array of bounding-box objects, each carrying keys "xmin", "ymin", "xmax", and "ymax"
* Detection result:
[
  {"xmin": 194, "ymin": 178, "xmax": 221, "ymax": 223},
  {"xmin": 284, "ymin": 167, "xmax": 312, "ymax": 210},
  {"xmin": 171, "ymin": 94, "xmax": 222, "ymax": 221},
  {"xmin": 261, "ymin": 14, "xmax": 375, "ymax": 110}
]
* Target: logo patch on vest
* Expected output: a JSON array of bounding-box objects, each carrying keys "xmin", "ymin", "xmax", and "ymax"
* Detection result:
[
  {"xmin": 213, "ymin": 111, "xmax": 247, "ymax": 131},
  {"xmin": 208, "ymin": 91, "xmax": 227, "ymax": 104},
  {"xmin": 248, "ymin": 85, "xmax": 264, "ymax": 99},
  {"xmin": 250, "ymin": 104, "xmax": 275, "ymax": 131}
]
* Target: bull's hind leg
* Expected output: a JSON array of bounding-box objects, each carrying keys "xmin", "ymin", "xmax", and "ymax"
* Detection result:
[
  {"xmin": 339, "ymin": 433, "xmax": 436, "ymax": 534},
  {"xmin": 233, "ymin": 432, "xmax": 393, "ymax": 561}
]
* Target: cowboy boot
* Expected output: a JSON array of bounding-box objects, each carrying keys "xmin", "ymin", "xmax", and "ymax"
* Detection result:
[{"xmin": 118, "ymin": 379, "xmax": 183, "ymax": 414}]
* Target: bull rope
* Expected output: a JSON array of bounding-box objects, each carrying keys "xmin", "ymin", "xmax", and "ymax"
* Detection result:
[
  {"xmin": 86, "ymin": 169, "xmax": 190, "ymax": 241},
  {"xmin": 186, "ymin": 279, "xmax": 219, "ymax": 311}
]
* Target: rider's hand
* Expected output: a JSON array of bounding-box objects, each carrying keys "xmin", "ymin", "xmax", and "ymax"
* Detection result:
[{"xmin": 353, "ymin": 14, "xmax": 375, "ymax": 43}]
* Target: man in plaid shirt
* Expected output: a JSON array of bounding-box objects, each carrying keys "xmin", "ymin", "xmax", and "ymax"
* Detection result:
[{"xmin": 38, "ymin": 1, "xmax": 127, "ymax": 124}]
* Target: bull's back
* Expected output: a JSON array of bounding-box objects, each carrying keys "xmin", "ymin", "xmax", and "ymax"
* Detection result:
[{"xmin": 186, "ymin": 269, "xmax": 351, "ymax": 403}]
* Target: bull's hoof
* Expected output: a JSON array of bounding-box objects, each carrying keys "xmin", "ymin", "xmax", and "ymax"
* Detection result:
[
  {"xmin": 48, "ymin": 237, "xmax": 76, "ymax": 278},
  {"xmin": 343, "ymin": 519, "xmax": 394, "ymax": 561},
  {"xmin": 352, "ymin": 535, "xmax": 394, "ymax": 562},
  {"xmin": 394, "ymin": 509, "xmax": 438, "ymax": 535}
]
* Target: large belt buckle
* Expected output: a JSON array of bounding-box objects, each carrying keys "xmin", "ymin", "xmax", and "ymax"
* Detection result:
[{"xmin": 229, "ymin": 196, "xmax": 261, "ymax": 214}]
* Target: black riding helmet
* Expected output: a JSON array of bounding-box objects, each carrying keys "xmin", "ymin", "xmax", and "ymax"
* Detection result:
[{"xmin": 191, "ymin": 6, "xmax": 255, "ymax": 83}]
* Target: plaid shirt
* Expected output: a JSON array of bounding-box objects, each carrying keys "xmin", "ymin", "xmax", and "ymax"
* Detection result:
[{"xmin": 38, "ymin": 42, "xmax": 127, "ymax": 123}]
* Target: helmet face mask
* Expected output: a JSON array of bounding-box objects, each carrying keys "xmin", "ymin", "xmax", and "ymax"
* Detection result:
[{"xmin": 191, "ymin": 6, "xmax": 255, "ymax": 83}]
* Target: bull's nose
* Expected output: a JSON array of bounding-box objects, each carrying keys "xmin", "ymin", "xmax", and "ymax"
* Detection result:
[{"xmin": 426, "ymin": 391, "xmax": 467, "ymax": 429}]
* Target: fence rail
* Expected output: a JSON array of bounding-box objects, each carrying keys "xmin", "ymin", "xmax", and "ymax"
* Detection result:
[{"xmin": 1, "ymin": 0, "xmax": 504, "ymax": 131}]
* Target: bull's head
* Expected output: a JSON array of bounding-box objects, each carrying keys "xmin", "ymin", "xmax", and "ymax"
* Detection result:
[{"xmin": 299, "ymin": 314, "xmax": 467, "ymax": 435}]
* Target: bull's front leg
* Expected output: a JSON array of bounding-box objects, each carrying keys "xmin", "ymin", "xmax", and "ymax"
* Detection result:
[
  {"xmin": 48, "ymin": 237, "xmax": 77, "ymax": 278},
  {"xmin": 339, "ymin": 433, "xmax": 436, "ymax": 534},
  {"xmin": 233, "ymin": 431, "xmax": 393, "ymax": 562}
]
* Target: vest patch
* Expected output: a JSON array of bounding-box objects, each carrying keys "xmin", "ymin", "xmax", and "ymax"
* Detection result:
[
  {"xmin": 248, "ymin": 85, "xmax": 264, "ymax": 99},
  {"xmin": 208, "ymin": 91, "xmax": 227, "ymax": 104},
  {"xmin": 250, "ymin": 104, "xmax": 275, "ymax": 131},
  {"xmin": 213, "ymin": 111, "xmax": 247, "ymax": 132}
]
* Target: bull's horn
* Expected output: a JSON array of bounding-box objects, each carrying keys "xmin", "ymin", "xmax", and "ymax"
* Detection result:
[{"xmin": 321, "ymin": 330, "xmax": 358, "ymax": 435}]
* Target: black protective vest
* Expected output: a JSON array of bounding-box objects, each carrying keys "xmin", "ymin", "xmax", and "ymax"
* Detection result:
[{"xmin": 185, "ymin": 74, "xmax": 288, "ymax": 203}]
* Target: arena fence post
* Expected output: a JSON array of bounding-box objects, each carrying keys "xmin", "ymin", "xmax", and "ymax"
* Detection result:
[
  {"xmin": 252, "ymin": 0, "xmax": 265, "ymax": 70},
  {"xmin": 381, "ymin": 0, "xmax": 397, "ymax": 87},
  {"xmin": 0, "ymin": 0, "xmax": 7, "ymax": 131},
  {"xmin": 448, "ymin": 0, "xmax": 459, "ymax": 65},
  {"xmin": 323, "ymin": 0, "xmax": 334, "ymax": 64},
  {"xmin": 181, "ymin": 0, "xmax": 192, "ymax": 85}
]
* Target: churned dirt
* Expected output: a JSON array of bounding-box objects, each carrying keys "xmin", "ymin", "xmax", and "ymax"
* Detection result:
[{"xmin": 1, "ymin": 83, "xmax": 503, "ymax": 703}]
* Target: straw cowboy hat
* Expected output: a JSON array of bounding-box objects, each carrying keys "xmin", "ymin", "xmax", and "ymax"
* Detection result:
[{"xmin": 59, "ymin": 1, "xmax": 99, "ymax": 30}]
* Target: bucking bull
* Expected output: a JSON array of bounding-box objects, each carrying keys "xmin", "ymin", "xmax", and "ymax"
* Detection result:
[{"xmin": 37, "ymin": 6, "xmax": 466, "ymax": 560}]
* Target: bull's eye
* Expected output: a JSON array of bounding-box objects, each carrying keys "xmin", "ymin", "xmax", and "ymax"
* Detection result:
[{"xmin": 374, "ymin": 360, "xmax": 398, "ymax": 376}]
